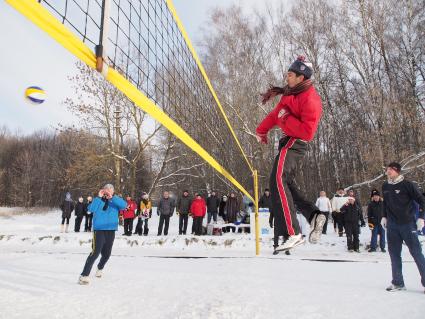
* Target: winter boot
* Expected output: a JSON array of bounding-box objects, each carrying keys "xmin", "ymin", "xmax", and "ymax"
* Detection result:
[
  {"xmin": 78, "ymin": 276, "xmax": 89, "ymax": 285},
  {"xmin": 277, "ymin": 234, "xmax": 304, "ymax": 251},
  {"xmin": 95, "ymin": 268, "xmax": 103, "ymax": 278},
  {"xmin": 60, "ymin": 224, "xmax": 65, "ymax": 233},
  {"xmin": 309, "ymin": 213, "xmax": 326, "ymax": 244},
  {"xmin": 386, "ymin": 284, "xmax": 406, "ymax": 292}
]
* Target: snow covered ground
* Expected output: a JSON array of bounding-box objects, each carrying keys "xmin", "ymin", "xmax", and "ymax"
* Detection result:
[{"xmin": 1, "ymin": 208, "xmax": 424, "ymax": 319}]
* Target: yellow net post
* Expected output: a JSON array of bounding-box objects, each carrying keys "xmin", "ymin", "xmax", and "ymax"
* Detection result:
[{"xmin": 254, "ymin": 170, "xmax": 260, "ymax": 256}]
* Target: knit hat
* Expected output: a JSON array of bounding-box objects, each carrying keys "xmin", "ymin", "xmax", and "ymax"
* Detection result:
[
  {"xmin": 387, "ymin": 162, "xmax": 401, "ymax": 174},
  {"xmin": 371, "ymin": 189, "xmax": 380, "ymax": 197},
  {"xmin": 288, "ymin": 56, "xmax": 313, "ymax": 79}
]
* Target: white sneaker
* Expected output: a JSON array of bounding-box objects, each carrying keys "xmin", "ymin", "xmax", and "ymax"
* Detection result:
[
  {"xmin": 309, "ymin": 213, "xmax": 326, "ymax": 244},
  {"xmin": 386, "ymin": 284, "xmax": 406, "ymax": 292},
  {"xmin": 78, "ymin": 276, "xmax": 89, "ymax": 285},
  {"xmin": 95, "ymin": 269, "xmax": 103, "ymax": 278},
  {"xmin": 277, "ymin": 234, "xmax": 304, "ymax": 251}
]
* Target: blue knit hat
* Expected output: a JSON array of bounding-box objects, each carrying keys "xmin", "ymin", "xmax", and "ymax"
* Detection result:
[{"xmin": 288, "ymin": 56, "xmax": 313, "ymax": 79}]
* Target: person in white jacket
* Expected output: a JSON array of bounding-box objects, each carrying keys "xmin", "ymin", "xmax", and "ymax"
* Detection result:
[
  {"xmin": 331, "ymin": 188, "xmax": 348, "ymax": 236},
  {"xmin": 315, "ymin": 191, "xmax": 332, "ymax": 234}
]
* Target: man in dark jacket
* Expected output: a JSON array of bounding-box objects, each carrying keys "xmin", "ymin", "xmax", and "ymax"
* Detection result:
[
  {"xmin": 84, "ymin": 196, "xmax": 93, "ymax": 232},
  {"xmin": 177, "ymin": 190, "xmax": 191, "ymax": 235},
  {"xmin": 341, "ymin": 197, "xmax": 362, "ymax": 252},
  {"xmin": 367, "ymin": 189, "xmax": 385, "ymax": 252},
  {"xmin": 259, "ymin": 189, "xmax": 273, "ymax": 226},
  {"xmin": 60, "ymin": 192, "xmax": 74, "ymax": 233},
  {"xmin": 74, "ymin": 196, "xmax": 86, "ymax": 232},
  {"xmin": 207, "ymin": 191, "xmax": 220, "ymax": 224},
  {"xmin": 382, "ymin": 162, "xmax": 425, "ymax": 292},
  {"xmin": 157, "ymin": 191, "xmax": 175, "ymax": 236}
]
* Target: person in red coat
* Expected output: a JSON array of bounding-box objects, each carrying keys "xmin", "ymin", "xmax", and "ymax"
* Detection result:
[
  {"xmin": 256, "ymin": 56, "xmax": 326, "ymax": 252},
  {"xmin": 190, "ymin": 194, "xmax": 207, "ymax": 236},
  {"xmin": 120, "ymin": 195, "xmax": 137, "ymax": 236}
]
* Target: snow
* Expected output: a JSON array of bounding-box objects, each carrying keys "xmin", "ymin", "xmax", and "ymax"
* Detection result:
[{"xmin": 0, "ymin": 208, "xmax": 424, "ymax": 319}]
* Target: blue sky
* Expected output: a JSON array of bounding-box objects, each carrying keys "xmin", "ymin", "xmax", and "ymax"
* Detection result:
[{"xmin": 0, "ymin": 0, "xmax": 273, "ymax": 134}]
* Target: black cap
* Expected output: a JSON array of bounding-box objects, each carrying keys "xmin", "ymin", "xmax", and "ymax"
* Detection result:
[
  {"xmin": 371, "ymin": 189, "xmax": 380, "ymax": 197},
  {"xmin": 288, "ymin": 56, "xmax": 313, "ymax": 79},
  {"xmin": 387, "ymin": 162, "xmax": 401, "ymax": 173}
]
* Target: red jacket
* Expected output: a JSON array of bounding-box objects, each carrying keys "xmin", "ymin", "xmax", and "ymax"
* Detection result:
[
  {"xmin": 256, "ymin": 85, "xmax": 322, "ymax": 141},
  {"xmin": 120, "ymin": 200, "xmax": 137, "ymax": 219},
  {"xmin": 190, "ymin": 198, "xmax": 207, "ymax": 217}
]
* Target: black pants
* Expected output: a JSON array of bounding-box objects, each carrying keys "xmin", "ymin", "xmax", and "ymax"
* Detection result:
[
  {"xmin": 85, "ymin": 214, "xmax": 93, "ymax": 231},
  {"xmin": 193, "ymin": 217, "xmax": 203, "ymax": 235},
  {"xmin": 158, "ymin": 215, "xmax": 170, "ymax": 235},
  {"xmin": 332, "ymin": 212, "xmax": 344, "ymax": 236},
  {"xmin": 81, "ymin": 230, "xmax": 115, "ymax": 276},
  {"xmin": 179, "ymin": 214, "xmax": 189, "ymax": 235},
  {"xmin": 270, "ymin": 137, "xmax": 318, "ymax": 237},
  {"xmin": 123, "ymin": 218, "xmax": 133, "ymax": 235},
  {"xmin": 61, "ymin": 217, "xmax": 70, "ymax": 225},
  {"xmin": 135, "ymin": 218, "xmax": 149, "ymax": 235},
  {"xmin": 74, "ymin": 216, "xmax": 83, "ymax": 232},
  {"xmin": 345, "ymin": 223, "xmax": 360, "ymax": 250}
]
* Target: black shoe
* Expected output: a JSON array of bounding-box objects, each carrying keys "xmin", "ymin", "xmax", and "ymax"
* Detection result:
[
  {"xmin": 368, "ymin": 248, "xmax": 376, "ymax": 252},
  {"xmin": 285, "ymin": 250, "xmax": 291, "ymax": 255},
  {"xmin": 381, "ymin": 248, "xmax": 386, "ymax": 253},
  {"xmin": 354, "ymin": 249, "xmax": 360, "ymax": 253},
  {"xmin": 273, "ymin": 250, "xmax": 279, "ymax": 255}
]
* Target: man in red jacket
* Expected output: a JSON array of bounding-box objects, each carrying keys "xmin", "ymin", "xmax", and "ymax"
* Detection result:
[
  {"xmin": 120, "ymin": 195, "xmax": 137, "ymax": 236},
  {"xmin": 190, "ymin": 194, "xmax": 207, "ymax": 236},
  {"xmin": 256, "ymin": 56, "xmax": 325, "ymax": 252}
]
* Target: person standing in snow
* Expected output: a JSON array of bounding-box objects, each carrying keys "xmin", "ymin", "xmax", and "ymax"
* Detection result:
[
  {"xmin": 315, "ymin": 191, "xmax": 332, "ymax": 235},
  {"xmin": 190, "ymin": 193, "xmax": 207, "ymax": 236},
  {"xmin": 60, "ymin": 192, "xmax": 74, "ymax": 233},
  {"xmin": 259, "ymin": 189, "xmax": 273, "ymax": 226},
  {"xmin": 74, "ymin": 196, "xmax": 86, "ymax": 232},
  {"xmin": 177, "ymin": 190, "xmax": 191, "ymax": 235},
  {"xmin": 79, "ymin": 184, "xmax": 127, "ymax": 285},
  {"xmin": 219, "ymin": 195, "xmax": 227, "ymax": 220},
  {"xmin": 367, "ymin": 189, "xmax": 385, "ymax": 252},
  {"xmin": 207, "ymin": 191, "xmax": 220, "ymax": 224},
  {"xmin": 84, "ymin": 196, "xmax": 93, "ymax": 232},
  {"xmin": 256, "ymin": 55, "xmax": 325, "ymax": 252},
  {"xmin": 157, "ymin": 191, "xmax": 175, "ymax": 236},
  {"xmin": 135, "ymin": 192, "xmax": 152, "ymax": 236},
  {"xmin": 331, "ymin": 188, "xmax": 347, "ymax": 236},
  {"xmin": 381, "ymin": 162, "xmax": 425, "ymax": 292},
  {"xmin": 341, "ymin": 197, "xmax": 362, "ymax": 252},
  {"xmin": 120, "ymin": 195, "xmax": 137, "ymax": 236},
  {"xmin": 225, "ymin": 192, "xmax": 240, "ymax": 233}
]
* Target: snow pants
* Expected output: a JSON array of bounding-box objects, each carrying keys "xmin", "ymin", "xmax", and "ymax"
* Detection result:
[
  {"xmin": 74, "ymin": 216, "xmax": 83, "ymax": 232},
  {"xmin": 85, "ymin": 214, "xmax": 93, "ymax": 231},
  {"xmin": 270, "ymin": 137, "xmax": 318, "ymax": 237},
  {"xmin": 123, "ymin": 218, "xmax": 133, "ymax": 235},
  {"xmin": 345, "ymin": 223, "xmax": 359, "ymax": 250},
  {"xmin": 81, "ymin": 230, "xmax": 115, "ymax": 276}
]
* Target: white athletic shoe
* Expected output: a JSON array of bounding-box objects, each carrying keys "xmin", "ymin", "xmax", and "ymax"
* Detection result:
[
  {"xmin": 95, "ymin": 269, "xmax": 103, "ymax": 278},
  {"xmin": 277, "ymin": 234, "xmax": 304, "ymax": 251},
  {"xmin": 309, "ymin": 213, "xmax": 326, "ymax": 244},
  {"xmin": 386, "ymin": 284, "xmax": 406, "ymax": 292},
  {"xmin": 78, "ymin": 276, "xmax": 89, "ymax": 285}
]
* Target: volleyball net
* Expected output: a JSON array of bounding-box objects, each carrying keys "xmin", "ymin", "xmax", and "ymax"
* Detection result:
[{"xmin": 6, "ymin": 0, "xmax": 256, "ymax": 202}]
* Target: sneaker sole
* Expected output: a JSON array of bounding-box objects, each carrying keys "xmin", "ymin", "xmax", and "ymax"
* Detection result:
[
  {"xmin": 78, "ymin": 281, "xmax": 89, "ymax": 285},
  {"xmin": 309, "ymin": 214, "xmax": 326, "ymax": 244},
  {"xmin": 275, "ymin": 238, "xmax": 305, "ymax": 252}
]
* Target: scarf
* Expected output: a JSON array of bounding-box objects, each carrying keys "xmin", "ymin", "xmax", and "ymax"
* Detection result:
[
  {"xmin": 261, "ymin": 79, "xmax": 313, "ymax": 104},
  {"xmin": 387, "ymin": 174, "xmax": 404, "ymax": 185}
]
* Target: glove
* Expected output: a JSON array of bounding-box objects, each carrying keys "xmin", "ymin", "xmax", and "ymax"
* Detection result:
[
  {"xmin": 368, "ymin": 223, "xmax": 374, "ymax": 230},
  {"xmin": 381, "ymin": 217, "xmax": 387, "ymax": 229},
  {"xmin": 417, "ymin": 218, "xmax": 424, "ymax": 231}
]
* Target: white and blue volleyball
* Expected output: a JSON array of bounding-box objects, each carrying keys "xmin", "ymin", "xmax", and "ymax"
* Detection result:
[{"xmin": 25, "ymin": 86, "xmax": 46, "ymax": 104}]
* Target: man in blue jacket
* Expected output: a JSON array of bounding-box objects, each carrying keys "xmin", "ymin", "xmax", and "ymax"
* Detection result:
[
  {"xmin": 382, "ymin": 162, "xmax": 425, "ymax": 293},
  {"xmin": 79, "ymin": 184, "xmax": 127, "ymax": 285}
]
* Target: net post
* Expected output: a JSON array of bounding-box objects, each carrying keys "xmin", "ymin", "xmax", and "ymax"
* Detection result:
[
  {"xmin": 96, "ymin": 0, "xmax": 110, "ymax": 75},
  {"xmin": 254, "ymin": 170, "xmax": 260, "ymax": 256}
]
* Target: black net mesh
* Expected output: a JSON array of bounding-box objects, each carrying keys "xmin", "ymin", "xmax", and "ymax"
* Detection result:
[{"xmin": 37, "ymin": 0, "xmax": 254, "ymax": 195}]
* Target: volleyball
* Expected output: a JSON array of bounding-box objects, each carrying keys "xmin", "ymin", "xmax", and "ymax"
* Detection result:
[{"xmin": 25, "ymin": 86, "xmax": 46, "ymax": 104}]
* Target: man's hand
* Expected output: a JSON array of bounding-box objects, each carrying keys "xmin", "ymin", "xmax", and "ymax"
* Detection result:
[
  {"xmin": 417, "ymin": 218, "xmax": 424, "ymax": 231},
  {"xmin": 381, "ymin": 217, "xmax": 387, "ymax": 229},
  {"xmin": 256, "ymin": 134, "xmax": 268, "ymax": 144}
]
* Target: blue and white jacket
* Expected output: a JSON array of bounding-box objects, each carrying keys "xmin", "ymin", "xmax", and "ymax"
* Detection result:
[{"xmin": 88, "ymin": 195, "xmax": 127, "ymax": 231}]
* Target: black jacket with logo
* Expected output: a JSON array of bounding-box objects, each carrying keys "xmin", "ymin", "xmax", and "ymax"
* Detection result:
[
  {"xmin": 382, "ymin": 178, "xmax": 425, "ymax": 224},
  {"xmin": 367, "ymin": 200, "xmax": 383, "ymax": 226}
]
